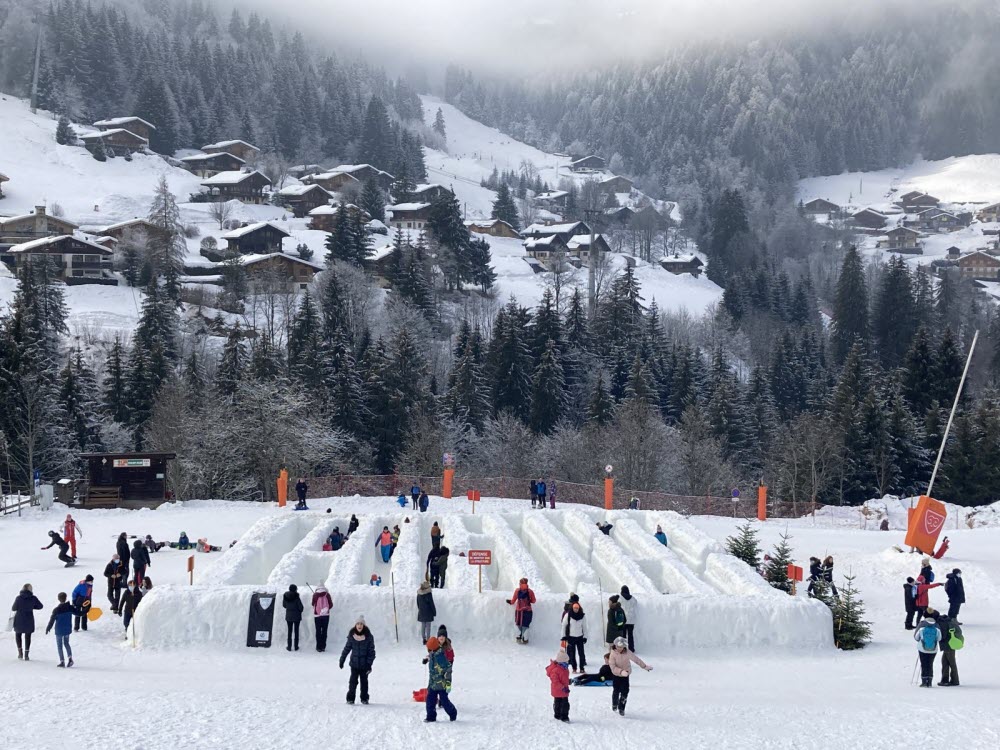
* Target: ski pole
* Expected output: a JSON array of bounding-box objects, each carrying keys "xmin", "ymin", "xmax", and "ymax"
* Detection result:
[
  {"xmin": 910, "ymin": 655, "xmax": 919, "ymax": 685},
  {"xmin": 391, "ymin": 572, "xmax": 399, "ymax": 644}
]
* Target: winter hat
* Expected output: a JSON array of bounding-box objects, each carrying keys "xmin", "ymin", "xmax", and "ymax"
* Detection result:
[
  {"xmin": 613, "ymin": 637, "xmax": 627, "ymax": 650},
  {"xmin": 355, "ymin": 615, "xmax": 366, "ymax": 626},
  {"xmin": 921, "ymin": 557, "xmax": 931, "ymax": 565},
  {"xmin": 555, "ymin": 649, "xmax": 569, "ymax": 663},
  {"xmin": 568, "ymin": 593, "xmax": 580, "ymax": 605},
  {"xmin": 917, "ymin": 575, "xmax": 926, "ymax": 584},
  {"xmin": 419, "ymin": 580, "xmax": 432, "ymax": 593},
  {"xmin": 609, "ymin": 594, "xmax": 620, "ymax": 604},
  {"xmin": 906, "ymin": 576, "xmax": 914, "ymax": 583},
  {"xmin": 426, "ymin": 636, "xmax": 441, "ymax": 651},
  {"xmin": 85, "ymin": 574, "xmax": 94, "ymax": 582},
  {"xmin": 621, "ymin": 585, "xmax": 631, "ymax": 598},
  {"xmin": 437, "ymin": 624, "xmax": 448, "ymax": 638},
  {"xmin": 953, "ymin": 568, "xmax": 962, "ymax": 575},
  {"xmin": 289, "ymin": 584, "xmax": 297, "ymax": 593}
]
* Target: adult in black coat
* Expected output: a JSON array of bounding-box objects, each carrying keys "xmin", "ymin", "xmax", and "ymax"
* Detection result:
[
  {"xmin": 116, "ymin": 533, "xmax": 131, "ymax": 570},
  {"xmin": 416, "ymin": 581, "xmax": 436, "ymax": 643},
  {"xmin": 104, "ymin": 555, "xmax": 127, "ymax": 614},
  {"xmin": 282, "ymin": 584, "xmax": 304, "ymax": 651},
  {"xmin": 41, "ymin": 531, "xmax": 74, "ymax": 566},
  {"xmin": 11, "ymin": 584, "xmax": 43, "ymax": 660},
  {"xmin": 904, "ymin": 577, "xmax": 918, "ymax": 630},
  {"xmin": 119, "ymin": 581, "xmax": 142, "ymax": 632},
  {"xmin": 426, "ymin": 547, "xmax": 446, "ymax": 588},
  {"xmin": 945, "ymin": 570, "xmax": 965, "ymax": 619},
  {"xmin": 132, "ymin": 540, "xmax": 151, "ymax": 583},
  {"xmin": 807, "ymin": 557, "xmax": 822, "ymax": 597},
  {"xmin": 347, "ymin": 515, "xmax": 359, "ymax": 538},
  {"xmin": 339, "ymin": 616, "xmax": 376, "ymax": 704}
]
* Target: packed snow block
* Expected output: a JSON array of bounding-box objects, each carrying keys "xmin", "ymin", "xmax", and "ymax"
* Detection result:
[
  {"xmin": 266, "ymin": 518, "xmax": 346, "ymax": 589},
  {"xmin": 389, "ymin": 515, "xmax": 424, "ymax": 590},
  {"xmin": 610, "ymin": 518, "xmax": 713, "ymax": 596},
  {"xmin": 639, "ymin": 511, "xmax": 724, "ymax": 574},
  {"xmin": 561, "ymin": 511, "xmax": 658, "ymax": 595},
  {"xmin": 434, "ymin": 516, "xmax": 481, "ymax": 591},
  {"xmin": 519, "ymin": 514, "xmax": 599, "ymax": 595},
  {"xmin": 201, "ymin": 514, "xmax": 313, "ymax": 586},
  {"xmin": 703, "ymin": 552, "xmax": 784, "ymax": 598},
  {"xmin": 481, "ymin": 515, "xmax": 550, "ymax": 594},
  {"xmin": 324, "ymin": 515, "xmax": 388, "ymax": 589}
]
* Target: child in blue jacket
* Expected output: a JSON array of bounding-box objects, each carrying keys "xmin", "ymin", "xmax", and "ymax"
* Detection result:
[{"xmin": 45, "ymin": 592, "xmax": 75, "ymax": 667}]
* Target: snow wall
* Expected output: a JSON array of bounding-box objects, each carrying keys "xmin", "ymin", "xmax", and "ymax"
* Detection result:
[{"xmin": 135, "ymin": 509, "xmax": 832, "ymax": 651}]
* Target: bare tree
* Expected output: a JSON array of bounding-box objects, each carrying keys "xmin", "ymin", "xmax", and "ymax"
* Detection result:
[
  {"xmin": 257, "ymin": 151, "xmax": 290, "ymax": 190},
  {"xmin": 209, "ymin": 199, "xmax": 235, "ymax": 230}
]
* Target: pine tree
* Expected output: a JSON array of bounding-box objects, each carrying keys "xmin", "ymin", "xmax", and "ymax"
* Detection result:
[
  {"xmin": 873, "ymin": 254, "xmax": 916, "ymax": 367},
  {"xmin": 491, "ymin": 183, "xmax": 521, "ymax": 230},
  {"xmin": 831, "ymin": 246, "xmax": 870, "ymax": 364},
  {"xmin": 443, "ymin": 338, "xmax": 490, "ymax": 432},
  {"xmin": 55, "ymin": 116, "xmax": 75, "ymax": 145},
  {"xmin": 433, "ymin": 107, "xmax": 447, "ymax": 139},
  {"xmin": 134, "ymin": 77, "xmax": 181, "ymax": 154},
  {"xmin": 587, "ymin": 371, "xmax": 614, "ymax": 425},
  {"xmin": 529, "ymin": 339, "xmax": 565, "ymax": 433},
  {"xmin": 764, "ymin": 532, "xmax": 795, "ymax": 593},
  {"xmin": 147, "ymin": 176, "xmax": 186, "ymax": 272},
  {"xmin": 488, "ymin": 301, "xmax": 533, "ymax": 420},
  {"xmin": 360, "ymin": 179, "xmax": 386, "ymax": 223},
  {"xmin": 427, "ymin": 191, "xmax": 474, "ymax": 290},
  {"xmin": 359, "ymin": 96, "xmax": 393, "ymax": 171},
  {"xmin": 725, "ymin": 521, "xmax": 762, "ymax": 569},
  {"xmin": 830, "ymin": 574, "xmax": 872, "ymax": 650},
  {"xmin": 216, "ymin": 324, "xmax": 245, "ymax": 397},
  {"xmin": 102, "ymin": 337, "xmax": 128, "ymax": 423}
]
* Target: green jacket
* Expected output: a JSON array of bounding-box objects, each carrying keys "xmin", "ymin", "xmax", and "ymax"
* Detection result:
[{"xmin": 428, "ymin": 649, "xmax": 453, "ymax": 692}]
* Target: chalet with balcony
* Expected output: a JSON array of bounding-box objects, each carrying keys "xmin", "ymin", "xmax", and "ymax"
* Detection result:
[
  {"xmin": 308, "ymin": 204, "xmax": 371, "ymax": 232},
  {"xmin": 523, "ymin": 234, "xmax": 569, "ymax": 261},
  {"xmin": 201, "ymin": 170, "xmax": 271, "ymax": 204},
  {"xmin": 0, "ymin": 205, "xmax": 79, "ymax": 246},
  {"xmin": 907, "ymin": 208, "xmax": 962, "ymax": 233},
  {"xmin": 659, "ymin": 253, "xmax": 704, "ymax": 277},
  {"xmin": 93, "ymin": 117, "xmax": 156, "ymax": 142},
  {"xmin": 303, "ymin": 170, "xmax": 361, "ymax": 193},
  {"xmin": 569, "ymin": 155, "xmax": 606, "ymax": 172},
  {"xmin": 179, "ymin": 152, "xmax": 245, "ymax": 178},
  {"xmin": 80, "ymin": 129, "xmax": 148, "ymax": 157},
  {"xmin": 852, "ymin": 208, "xmax": 887, "ymax": 231},
  {"xmin": 959, "ymin": 250, "xmax": 1000, "ymax": 280},
  {"xmin": 879, "ymin": 226, "xmax": 922, "ymax": 253},
  {"xmin": 566, "ymin": 233, "xmax": 611, "ymax": 265},
  {"xmin": 600, "ymin": 175, "xmax": 633, "ymax": 194},
  {"xmin": 222, "ymin": 222, "xmax": 291, "ymax": 256},
  {"xmin": 202, "ymin": 140, "xmax": 260, "ymax": 162},
  {"xmin": 465, "ymin": 219, "xmax": 520, "ymax": 238},
  {"xmin": 6, "ymin": 235, "xmax": 115, "ymax": 284},
  {"xmin": 89, "ymin": 218, "xmax": 171, "ymax": 243},
  {"xmin": 388, "ymin": 202, "xmax": 433, "ymax": 231},
  {"xmin": 277, "ymin": 184, "xmax": 332, "ymax": 218}
]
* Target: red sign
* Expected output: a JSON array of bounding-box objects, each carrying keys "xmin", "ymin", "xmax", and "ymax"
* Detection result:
[
  {"xmin": 467, "ymin": 549, "xmax": 492, "ymax": 566},
  {"xmin": 787, "ymin": 564, "xmax": 803, "ymax": 582},
  {"xmin": 904, "ymin": 495, "xmax": 948, "ymax": 554},
  {"xmin": 187, "ymin": 555, "xmax": 195, "ymax": 573},
  {"xmin": 466, "ymin": 490, "xmax": 481, "ymax": 501}
]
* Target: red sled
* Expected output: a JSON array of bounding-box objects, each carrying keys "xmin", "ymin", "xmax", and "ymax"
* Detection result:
[
  {"xmin": 322, "ymin": 543, "xmax": 332, "ymax": 551},
  {"xmin": 412, "ymin": 688, "xmax": 428, "ymax": 702}
]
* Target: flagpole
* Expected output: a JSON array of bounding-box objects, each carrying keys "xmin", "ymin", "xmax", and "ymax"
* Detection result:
[{"xmin": 926, "ymin": 329, "xmax": 978, "ymax": 498}]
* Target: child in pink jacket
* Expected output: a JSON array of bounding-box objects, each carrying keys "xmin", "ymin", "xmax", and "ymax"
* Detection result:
[{"xmin": 608, "ymin": 637, "xmax": 652, "ymax": 716}]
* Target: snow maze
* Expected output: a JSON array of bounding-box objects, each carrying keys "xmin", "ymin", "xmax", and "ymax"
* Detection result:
[{"xmin": 134, "ymin": 506, "xmax": 832, "ymax": 650}]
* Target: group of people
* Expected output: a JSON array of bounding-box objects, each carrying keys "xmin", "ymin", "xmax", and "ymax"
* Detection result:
[
  {"xmin": 528, "ymin": 479, "xmax": 556, "ymax": 509},
  {"xmin": 906, "ymin": 556, "xmax": 967, "ymax": 687},
  {"xmin": 403, "ymin": 486, "xmax": 431, "ymax": 513},
  {"xmin": 806, "ymin": 556, "xmax": 839, "ymax": 598}
]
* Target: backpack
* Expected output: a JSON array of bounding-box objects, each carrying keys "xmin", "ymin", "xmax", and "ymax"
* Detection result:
[
  {"xmin": 920, "ymin": 623, "xmax": 940, "ymax": 651},
  {"xmin": 948, "ymin": 625, "xmax": 964, "ymax": 651},
  {"xmin": 613, "ymin": 608, "xmax": 626, "ymax": 628}
]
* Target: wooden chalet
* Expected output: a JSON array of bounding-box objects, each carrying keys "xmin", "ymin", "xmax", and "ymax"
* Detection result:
[
  {"xmin": 277, "ymin": 184, "xmax": 332, "ymax": 218},
  {"xmin": 411, "ymin": 184, "xmax": 451, "ymax": 202},
  {"xmin": 659, "ymin": 253, "xmax": 704, "ymax": 277},
  {"xmin": 604, "ymin": 206, "xmax": 636, "ymax": 225},
  {"xmin": 179, "ymin": 152, "xmax": 245, "ymax": 178},
  {"xmin": 523, "ymin": 256, "xmax": 546, "ymax": 274},
  {"xmin": 633, "ymin": 204, "xmax": 669, "ymax": 229},
  {"xmin": 465, "ymin": 219, "xmax": 520, "ymax": 238},
  {"xmin": 80, "ymin": 129, "xmax": 148, "ymax": 157},
  {"xmin": 90, "ymin": 218, "xmax": 170, "ymax": 243},
  {"xmin": 79, "ymin": 452, "xmax": 176, "ymax": 508},
  {"xmin": 388, "ymin": 202, "xmax": 433, "ymax": 231},
  {"xmin": 802, "ymin": 198, "xmax": 840, "ymax": 216},
  {"xmin": 976, "ymin": 203, "xmax": 1000, "ymax": 223},
  {"xmin": 201, "ymin": 171, "xmax": 271, "ymax": 204},
  {"xmin": 535, "ymin": 190, "xmax": 569, "ymax": 209},
  {"xmin": 946, "ymin": 246, "xmax": 962, "ymax": 259},
  {"xmin": 303, "ymin": 170, "xmax": 361, "ymax": 193},
  {"xmin": 239, "ymin": 253, "xmax": 322, "ymax": 291},
  {"xmin": 569, "ymin": 155, "xmax": 606, "ymax": 172},
  {"xmin": 329, "ymin": 164, "xmax": 395, "ymax": 190},
  {"xmin": 202, "ymin": 139, "xmax": 260, "ymax": 162},
  {"xmin": 879, "ymin": 226, "xmax": 922, "ymax": 253},
  {"xmin": 599, "ymin": 175, "xmax": 633, "ymax": 194},
  {"xmin": 93, "ymin": 117, "xmax": 156, "ymax": 142},
  {"xmin": 852, "ymin": 208, "xmax": 887, "ymax": 230},
  {"xmin": 0, "ymin": 172, "xmax": 8, "ymax": 198},
  {"xmin": 362, "ymin": 243, "xmax": 398, "ymax": 277},
  {"xmin": 959, "ymin": 250, "xmax": 1000, "ymax": 280},
  {"xmin": 907, "ymin": 208, "xmax": 962, "ymax": 233},
  {"xmin": 522, "ymin": 221, "xmax": 591, "ymax": 244},
  {"xmin": 91, "ymin": 236, "xmax": 117, "ymax": 250},
  {"xmin": 6, "ymin": 235, "xmax": 115, "ymax": 284},
  {"xmin": 0, "ymin": 205, "xmax": 79, "ymax": 246},
  {"xmin": 524, "ymin": 234, "xmax": 569, "ymax": 262},
  {"xmin": 897, "ymin": 191, "xmax": 939, "ymax": 211},
  {"xmin": 308, "ymin": 204, "xmax": 371, "ymax": 233},
  {"xmin": 289, "ymin": 164, "xmax": 324, "ymax": 179},
  {"xmin": 222, "ymin": 222, "xmax": 291, "ymax": 255},
  {"xmin": 566, "ymin": 233, "xmax": 611, "ymax": 264}
]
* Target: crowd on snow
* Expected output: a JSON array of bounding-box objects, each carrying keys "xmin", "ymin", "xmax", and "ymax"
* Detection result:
[{"xmin": 905, "ymin": 554, "xmax": 966, "ymax": 688}]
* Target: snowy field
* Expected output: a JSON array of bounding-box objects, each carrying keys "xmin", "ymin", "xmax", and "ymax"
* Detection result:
[{"xmin": 3, "ymin": 496, "xmax": 998, "ymax": 749}]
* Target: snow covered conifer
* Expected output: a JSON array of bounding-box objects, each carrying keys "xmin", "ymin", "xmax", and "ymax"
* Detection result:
[
  {"xmin": 360, "ymin": 179, "xmax": 386, "ymax": 223},
  {"xmin": 587, "ymin": 371, "xmax": 614, "ymax": 426},
  {"xmin": 529, "ymin": 339, "xmax": 565, "ymax": 434},
  {"xmin": 55, "ymin": 116, "xmax": 75, "ymax": 145},
  {"xmin": 725, "ymin": 521, "xmax": 762, "ymax": 569},
  {"xmin": 433, "ymin": 107, "xmax": 447, "ymax": 139},
  {"xmin": 491, "ymin": 183, "xmax": 521, "ymax": 230},
  {"xmin": 830, "ymin": 246, "xmax": 869, "ymax": 365},
  {"xmin": 764, "ymin": 531, "xmax": 795, "ymax": 593},
  {"xmin": 831, "ymin": 574, "xmax": 872, "ymax": 650}
]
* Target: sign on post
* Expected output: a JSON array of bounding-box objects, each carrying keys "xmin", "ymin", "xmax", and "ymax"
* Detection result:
[
  {"xmin": 187, "ymin": 555, "xmax": 195, "ymax": 585},
  {"xmin": 787, "ymin": 564, "xmax": 803, "ymax": 595},
  {"xmin": 113, "ymin": 458, "xmax": 151, "ymax": 468},
  {"xmin": 467, "ymin": 489, "xmax": 481, "ymax": 514},
  {"xmin": 904, "ymin": 495, "xmax": 948, "ymax": 554},
  {"xmin": 467, "ymin": 549, "xmax": 492, "ymax": 593}
]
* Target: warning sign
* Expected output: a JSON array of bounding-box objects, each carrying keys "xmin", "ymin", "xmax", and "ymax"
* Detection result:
[{"xmin": 467, "ymin": 549, "xmax": 492, "ymax": 566}]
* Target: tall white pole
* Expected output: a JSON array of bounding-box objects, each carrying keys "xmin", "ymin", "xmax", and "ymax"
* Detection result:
[{"xmin": 926, "ymin": 329, "xmax": 979, "ymax": 498}]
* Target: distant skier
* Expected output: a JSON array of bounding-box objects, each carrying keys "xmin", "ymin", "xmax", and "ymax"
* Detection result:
[
  {"xmin": 423, "ymin": 637, "xmax": 457, "ymax": 722},
  {"xmin": 546, "ymin": 648, "xmax": 571, "ymax": 722},
  {"xmin": 294, "ymin": 478, "xmax": 308, "ymax": 510},
  {"xmin": 606, "ymin": 594, "xmax": 626, "ymax": 651},
  {"xmin": 376, "ymin": 526, "xmax": 393, "ymax": 563},
  {"xmin": 282, "ymin": 584, "xmax": 303, "ymax": 652},
  {"xmin": 536, "ymin": 479, "xmax": 547, "ymax": 509},
  {"xmin": 312, "ymin": 585, "xmax": 333, "ymax": 652},
  {"xmin": 945, "ymin": 569, "xmax": 965, "ymax": 619},
  {"xmin": 914, "ymin": 612, "xmax": 940, "ymax": 687},
  {"xmin": 328, "ymin": 527, "xmax": 344, "ymax": 551},
  {"xmin": 417, "ymin": 580, "xmax": 436, "ymax": 643},
  {"xmin": 41, "ymin": 531, "xmax": 74, "ymax": 567},
  {"xmin": 904, "ymin": 576, "xmax": 918, "ymax": 630},
  {"xmin": 347, "ymin": 515, "xmax": 359, "ymax": 538},
  {"xmin": 61, "ymin": 514, "xmax": 82, "ymax": 559},
  {"xmin": 508, "ymin": 578, "xmax": 536, "ymax": 643},
  {"xmin": 104, "ymin": 554, "xmax": 126, "ymax": 614},
  {"xmin": 71, "ymin": 575, "xmax": 94, "ymax": 632},
  {"xmin": 430, "ymin": 522, "xmax": 442, "ymax": 550},
  {"xmin": 561, "ymin": 598, "xmax": 587, "ymax": 674},
  {"xmin": 933, "ymin": 608, "xmax": 962, "ymax": 686},
  {"xmin": 419, "ymin": 491, "xmax": 429, "ymax": 513},
  {"xmin": 608, "ymin": 636, "xmax": 652, "ymax": 715},
  {"xmin": 411, "ymin": 484, "xmax": 421, "ymax": 510},
  {"xmin": 11, "ymin": 583, "xmax": 43, "ymax": 661},
  {"xmin": 339, "ymin": 615, "xmax": 376, "ymax": 705},
  {"xmin": 529, "ymin": 479, "xmax": 538, "ymax": 508},
  {"xmin": 620, "ymin": 586, "xmax": 637, "ymax": 652},
  {"xmin": 654, "ymin": 526, "xmax": 668, "ymax": 546},
  {"xmin": 45, "ymin": 592, "xmax": 75, "ymax": 667}
]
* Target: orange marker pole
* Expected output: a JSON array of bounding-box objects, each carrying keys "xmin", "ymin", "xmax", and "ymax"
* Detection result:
[
  {"xmin": 277, "ymin": 468, "xmax": 288, "ymax": 507},
  {"xmin": 757, "ymin": 484, "xmax": 767, "ymax": 522},
  {"xmin": 442, "ymin": 468, "xmax": 454, "ymax": 499},
  {"xmin": 604, "ymin": 477, "xmax": 614, "ymax": 510}
]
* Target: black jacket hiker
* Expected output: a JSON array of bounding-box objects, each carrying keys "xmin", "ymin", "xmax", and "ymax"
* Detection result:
[
  {"xmin": 417, "ymin": 590, "xmax": 437, "ymax": 623},
  {"xmin": 282, "ymin": 585, "xmax": 304, "ymax": 651},
  {"xmin": 11, "ymin": 589, "xmax": 43, "ymax": 634},
  {"xmin": 42, "ymin": 532, "xmax": 73, "ymax": 565},
  {"xmin": 339, "ymin": 623, "xmax": 376, "ymax": 704},
  {"xmin": 945, "ymin": 571, "xmax": 965, "ymax": 618},
  {"xmin": 117, "ymin": 534, "xmax": 131, "ymax": 569}
]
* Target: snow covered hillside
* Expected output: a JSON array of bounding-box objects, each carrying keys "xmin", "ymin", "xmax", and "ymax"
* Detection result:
[{"xmin": 2, "ymin": 496, "xmax": 997, "ymax": 749}]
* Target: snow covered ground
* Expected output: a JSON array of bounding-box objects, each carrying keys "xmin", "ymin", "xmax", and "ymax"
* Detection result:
[{"xmin": 3, "ymin": 496, "xmax": 998, "ymax": 749}]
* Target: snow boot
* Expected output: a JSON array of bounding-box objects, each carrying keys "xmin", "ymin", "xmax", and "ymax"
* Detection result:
[
  {"xmin": 24, "ymin": 652, "xmax": 29, "ymax": 661},
  {"xmin": 67, "ymin": 659, "xmax": 74, "ymax": 668},
  {"xmin": 361, "ymin": 699, "xmax": 368, "ymax": 705},
  {"xmin": 17, "ymin": 648, "xmax": 22, "ymax": 660},
  {"xmin": 920, "ymin": 678, "xmax": 932, "ymax": 687},
  {"xmin": 938, "ymin": 681, "xmax": 950, "ymax": 687},
  {"xmin": 57, "ymin": 662, "xmax": 65, "ymax": 668}
]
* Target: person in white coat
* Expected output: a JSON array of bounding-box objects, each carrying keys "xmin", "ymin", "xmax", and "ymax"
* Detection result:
[
  {"xmin": 619, "ymin": 585, "xmax": 637, "ymax": 652},
  {"xmin": 561, "ymin": 600, "xmax": 587, "ymax": 674}
]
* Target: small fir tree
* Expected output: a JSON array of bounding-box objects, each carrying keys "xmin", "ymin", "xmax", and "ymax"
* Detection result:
[
  {"xmin": 725, "ymin": 521, "xmax": 762, "ymax": 569},
  {"xmin": 433, "ymin": 107, "xmax": 447, "ymax": 139},
  {"xmin": 830, "ymin": 573, "xmax": 872, "ymax": 650},
  {"xmin": 764, "ymin": 531, "xmax": 795, "ymax": 593},
  {"xmin": 56, "ymin": 116, "xmax": 75, "ymax": 145}
]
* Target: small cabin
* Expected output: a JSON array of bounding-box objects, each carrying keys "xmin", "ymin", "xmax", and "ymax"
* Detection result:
[
  {"xmin": 80, "ymin": 129, "xmax": 148, "ymax": 157},
  {"xmin": 202, "ymin": 139, "xmax": 260, "ymax": 162},
  {"xmin": 852, "ymin": 208, "xmax": 887, "ymax": 230},
  {"xmin": 976, "ymin": 203, "xmax": 1000, "ymax": 223},
  {"xmin": 897, "ymin": 191, "xmax": 939, "ymax": 211},
  {"xmin": 201, "ymin": 170, "xmax": 272, "ymax": 204},
  {"xmin": 535, "ymin": 190, "xmax": 569, "ymax": 208},
  {"xmin": 6, "ymin": 235, "xmax": 115, "ymax": 284},
  {"xmin": 909, "ymin": 208, "xmax": 962, "ymax": 233},
  {"xmin": 946, "ymin": 246, "xmax": 962, "ymax": 259},
  {"xmin": 179, "ymin": 152, "xmax": 245, "ymax": 178},
  {"xmin": 302, "ymin": 171, "xmax": 362, "ymax": 193},
  {"xmin": 523, "ymin": 234, "xmax": 569, "ymax": 262},
  {"xmin": 0, "ymin": 172, "xmax": 8, "ymax": 198},
  {"xmin": 308, "ymin": 204, "xmax": 371, "ymax": 233},
  {"xmin": 93, "ymin": 117, "xmax": 156, "ymax": 142},
  {"xmin": 222, "ymin": 222, "xmax": 291, "ymax": 255},
  {"xmin": 465, "ymin": 219, "xmax": 520, "ymax": 238},
  {"xmin": 80, "ymin": 452, "xmax": 176, "ymax": 508},
  {"xmin": 879, "ymin": 226, "xmax": 922, "ymax": 253},
  {"xmin": 277, "ymin": 184, "xmax": 332, "ymax": 218},
  {"xmin": 566, "ymin": 233, "xmax": 611, "ymax": 265},
  {"xmin": 388, "ymin": 202, "xmax": 433, "ymax": 231},
  {"xmin": 239, "ymin": 253, "xmax": 323, "ymax": 291},
  {"xmin": 569, "ymin": 155, "xmax": 606, "ymax": 173},
  {"xmin": 600, "ymin": 175, "xmax": 633, "ymax": 194},
  {"xmin": 0, "ymin": 205, "xmax": 79, "ymax": 246},
  {"xmin": 411, "ymin": 184, "xmax": 451, "ymax": 202},
  {"xmin": 802, "ymin": 198, "xmax": 840, "ymax": 216},
  {"xmin": 91, "ymin": 218, "xmax": 171, "ymax": 243},
  {"xmin": 604, "ymin": 206, "xmax": 636, "ymax": 225},
  {"xmin": 522, "ymin": 221, "xmax": 591, "ymax": 244},
  {"xmin": 659, "ymin": 253, "xmax": 704, "ymax": 277},
  {"xmin": 362, "ymin": 243, "xmax": 398, "ymax": 278},
  {"xmin": 959, "ymin": 250, "xmax": 1000, "ymax": 280},
  {"xmin": 632, "ymin": 204, "xmax": 669, "ymax": 229},
  {"xmin": 289, "ymin": 164, "xmax": 324, "ymax": 179},
  {"xmin": 329, "ymin": 164, "xmax": 395, "ymax": 190}
]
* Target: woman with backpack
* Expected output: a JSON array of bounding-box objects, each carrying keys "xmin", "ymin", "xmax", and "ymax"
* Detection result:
[
  {"xmin": 606, "ymin": 595, "xmax": 627, "ymax": 653},
  {"xmin": 312, "ymin": 586, "xmax": 333, "ymax": 652},
  {"xmin": 914, "ymin": 613, "xmax": 941, "ymax": 687}
]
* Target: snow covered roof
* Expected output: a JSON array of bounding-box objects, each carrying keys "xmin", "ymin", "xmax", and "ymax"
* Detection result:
[
  {"xmin": 308, "ymin": 203, "xmax": 363, "ymax": 216},
  {"xmin": 80, "ymin": 129, "xmax": 148, "ymax": 143},
  {"xmin": 222, "ymin": 221, "xmax": 291, "ymax": 239},
  {"xmin": 94, "ymin": 218, "xmax": 165, "ymax": 234},
  {"xmin": 94, "ymin": 116, "xmax": 156, "ymax": 130},
  {"xmin": 854, "ymin": 208, "xmax": 887, "ymax": 217},
  {"xmin": 237, "ymin": 252, "xmax": 323, "ymax": 271},
  {"xmin": 886, "ymin": 226, "xmax": 921, "ymax": 236},
  {"xmin": 661, "ymin": 253, "xmax": 701, "ymax": 264},
  {"xmin": 201, "ymin": 170, "xmax": 269, "ymax": 186},
  {"xmin": 367, "ymin": 219, "xmax": 388, "ymax": 231},
  {"xmin": 202, "ymin": 139, "xmax": 259, "ymax": 152},
  {"xmin": 278, "ymin": 184, "xmax": 330, "ymax": 197},
  {"xmin": 0, "ymin": 212, "xmax": 78, "ymax": 229},
  {"xmin": 959, "ymin": 250, "xmax": 1000, "ymax": 263},
  {"xmin": 9, "ymin": 235, "xmax": 112, "ymax": 255},
  {"xmin": 367, "ymin": 245, "xmax": 396, "ymax": 262},
  {"xmin": 389, "ymin": 202, "xmax": 432, "ymax": 212},
  {"xmin": 535, "ymin": 190, "xmax": 569, "ymax": 201},
  {"xmin": 523, "ymin": 222, "xmax": 585, "ymax": 235},
  {"xmin": 524, "ymin": 236, "xmax": 564, "ymax": 249},
  {"xmin": 331, "ymin": 164, "xmax": 393, "ymax": 178},
  {"xmin": 309, "ymin": 171, "xmax": 360, "ymax": 183},
  {"xmin": 412, "ymin": 183, "xmax": 447, "ymax": 194},
  {"xmin": 566, "ymin": 234, "xmax": 605, "ymax": 248},
  {"xmin": 180, "ymin": 153, "xmax": 246, "ymax": 165}
]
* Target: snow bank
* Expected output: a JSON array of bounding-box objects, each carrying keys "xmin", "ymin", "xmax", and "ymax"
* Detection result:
[
  {"xmin": 266, "ymin": 517, "xmax": 348, "ymax": 589},
  {"xmin": 703, "ymin": 553, "xmax": 785, "ymax": 598},
  {"xmin": 559, "ymin": 510, "xmax": 659, "ymax": 595},
  {"xmin": 481, "ymin": 515, "xmax": 550, "ymax": 594},
  {"xmin": 637, "ymin": 511, "xmax": 724, "ymax": 575},
  {"xmin": 202, "ymin": 515, "xmax": 312, "ymax": 586},
  {"xmin": 387, "ymin": 514, "xmax": 424, "ymax": 591},
  {"xmin": 610, "ymin": 518, "xmax": 714, "ymax": 596},
  {"xmin": 517, "ymin": 513, "xmax": 599, "ymax": 595},
  {"xmin": 434, "ymin": 515, "xmax": 479, "ymax": 592}
]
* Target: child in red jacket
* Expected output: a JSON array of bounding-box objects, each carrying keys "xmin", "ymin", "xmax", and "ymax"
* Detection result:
[
  {"xmin": 546, "ymin": 648, "xmax": 571, "ymax": 723},
  {"xmin": 915, "ymin": 575, "xmax": 943, "ymax": 622}
]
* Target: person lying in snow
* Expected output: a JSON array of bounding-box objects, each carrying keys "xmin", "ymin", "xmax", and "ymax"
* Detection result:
[
  {"xmin": 197, "ymin": 538, "xmax": 221, "ymax": 552},
  {"xmin": 572, "ymin": 653, "xmax": 614, "ymax": 686}
]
